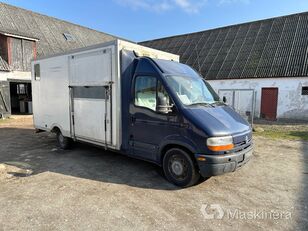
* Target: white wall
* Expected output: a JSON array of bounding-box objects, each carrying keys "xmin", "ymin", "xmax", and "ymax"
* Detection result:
[
  {"xmin": 0, "ymin": 71, "xmax": 31, "ymax": 82},
  {"xmin": 208, "ymin": 77, "xmax": 308, "ymax": 120},
  {"xmin": 2, "ymin": 71, "xmax": 307, "ymax": 120}
]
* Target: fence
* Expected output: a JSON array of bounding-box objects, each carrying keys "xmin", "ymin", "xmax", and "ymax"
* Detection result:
[{"xmin": 218, "ymin": 89, "xmax": 256, "ymax": 126}]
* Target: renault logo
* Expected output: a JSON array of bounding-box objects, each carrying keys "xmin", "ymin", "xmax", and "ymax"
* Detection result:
[{"xmin": 245, "ymin": 136, "xmax": 249, "ymax": 143}]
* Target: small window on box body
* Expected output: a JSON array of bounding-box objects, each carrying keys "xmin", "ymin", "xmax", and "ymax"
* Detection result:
[
  {"xmin": 302, "ymin": 86, "xmax": 308, "ymax": 95},
  {"xmin": 34, "ymin": 64, "xmax": 40, "ymax": 80}
]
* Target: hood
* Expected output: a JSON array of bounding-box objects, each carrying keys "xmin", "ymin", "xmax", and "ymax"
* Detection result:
[{"xmin": 183, "ymin": 105, "xmax": 250, "ymax": 137}]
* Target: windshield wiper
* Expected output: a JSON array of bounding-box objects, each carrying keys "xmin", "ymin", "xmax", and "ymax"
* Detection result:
[
  {"xmin": 210, "ymin": 101, "xmax": 226, "ymax": 106},
  {"xmin": 188, "ymin": 102, "xmax": 215, "ymax": 107}
]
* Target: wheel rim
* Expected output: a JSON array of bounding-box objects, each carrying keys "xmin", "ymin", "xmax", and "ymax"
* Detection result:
[
  {"xmin": 168, "ymin": 154, "xmax": 188, "ymax": 181},
  {"xmin": 171, "ymin": 160, "xmax": 184, "ymax": 175}
]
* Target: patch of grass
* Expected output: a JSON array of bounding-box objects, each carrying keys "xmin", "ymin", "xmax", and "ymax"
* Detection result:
[{"xmin": 254, "ymin": 130, "xmax": 308, "ymax": 141}]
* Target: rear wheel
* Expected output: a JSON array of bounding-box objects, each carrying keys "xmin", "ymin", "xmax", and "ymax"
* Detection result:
[
  {"xmin": 56, "ymin": 130, "xmax": 71, "ymax": 150},
  {"xmin": 163, "ymin": 148, "xmax": 200, "ymax": 187}
]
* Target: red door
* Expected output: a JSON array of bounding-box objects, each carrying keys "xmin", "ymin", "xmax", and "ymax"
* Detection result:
[{"xmin": 260, "ymin": 88, "xmax": 278, "ymax": 120}]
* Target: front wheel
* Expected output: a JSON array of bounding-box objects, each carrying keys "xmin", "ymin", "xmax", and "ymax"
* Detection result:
[
  {"xmin": 56, "ymin": 130, "xmax": 71, "ymax": 150},
  {"xmin": 163, "ymin": 148, "xmax": 200, "ymax": 187}
]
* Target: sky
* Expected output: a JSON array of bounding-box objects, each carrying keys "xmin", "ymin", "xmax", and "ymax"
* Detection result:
[{"xmin": 2, "ymin": 0, "xmax": 308, "ymax": 42}]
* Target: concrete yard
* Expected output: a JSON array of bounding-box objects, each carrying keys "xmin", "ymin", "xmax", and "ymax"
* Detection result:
[{"xmin": 0, "ymin": 116, "xmax": 307, "ymax": 230}]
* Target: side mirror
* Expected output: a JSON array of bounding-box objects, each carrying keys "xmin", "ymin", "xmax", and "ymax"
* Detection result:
[
  {"xmin": 157, "ymin": 94, "xmax": 172, "ymax": 114},
  {"xmin": 222, "ymin": 96, "xmax": 227, "ymax": 103}
]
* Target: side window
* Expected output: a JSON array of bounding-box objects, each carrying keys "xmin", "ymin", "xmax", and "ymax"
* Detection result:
[
  {"xmin": 34, "ymin": 64, "xmax": 40, "ymax": 81},
  {"xmin": 302, "ymin": 86, "xmax": 308, "ymax": 95},
  {"xmin": 134, "ymin": 76, "xmax": 157, "ymax": 111}
]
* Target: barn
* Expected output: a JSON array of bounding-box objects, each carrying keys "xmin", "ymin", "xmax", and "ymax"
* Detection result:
[
  {"xmin": 140, "ymin": 12, "xmax": 308, "ymax": 121},
  {"xmin": 0, "ymin": 2, "xmax": 116, "ymax": 117},
  {"xmin": 1, "ymin": 2, "xmax": 307, "ymax": 121}
]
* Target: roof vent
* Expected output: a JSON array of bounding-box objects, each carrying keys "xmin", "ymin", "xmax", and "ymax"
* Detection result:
[{"xmin": 63, "ymin": 33, "xmax": 75, "ymax": 41}]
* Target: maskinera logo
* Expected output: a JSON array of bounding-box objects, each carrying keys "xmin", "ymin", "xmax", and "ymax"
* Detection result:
[
  {"xmin": 200, "ymin": 204, "xmax": 292, "ymax": 220},
  {"xmin": 200, "ymin": 204, "xmax": 224, "ymax": 220}
]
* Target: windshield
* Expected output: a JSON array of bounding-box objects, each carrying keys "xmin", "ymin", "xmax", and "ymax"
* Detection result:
[{"xmin": 165, "ymin": 75, "xmax": 220, "ymax": 106}]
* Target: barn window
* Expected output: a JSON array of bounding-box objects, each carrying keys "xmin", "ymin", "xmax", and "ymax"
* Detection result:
[
  {"xmin": 302, "ymin": 87, "xmax": 308, "ymax": 95},
  {"xmin": 63, "ymin": 33, "xmax": 75, "ymax": 41},
  {"xmin": 17, "ymin": 84, "xmax": 28, "ymax": 95},
  {"xmin": 34, "ymin": 64, "xmax": 40, "ymax": 80}
]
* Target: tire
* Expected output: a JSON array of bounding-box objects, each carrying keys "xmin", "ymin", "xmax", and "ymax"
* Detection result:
[
  {"xmin": 56, "ymin": 130, "xmax": 71, "ymax": 150},
  {"xmin": 163, "ymin": 148, "xmax": 200, "ymax": 187}
]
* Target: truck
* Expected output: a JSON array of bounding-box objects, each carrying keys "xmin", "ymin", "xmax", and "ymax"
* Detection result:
[{"xmin": 31, "ymin": 39, "xmax": 253, "ymax": 187}]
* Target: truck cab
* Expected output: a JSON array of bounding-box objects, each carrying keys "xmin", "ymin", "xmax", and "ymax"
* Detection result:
[{"xmin": 122, "ymin": 51, "xmax": 253, "ymax": 187}]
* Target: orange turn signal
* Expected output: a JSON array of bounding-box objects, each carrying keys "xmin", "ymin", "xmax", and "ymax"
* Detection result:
[
  {"xmin": 208, "ymin": 144, "xmax": 234, "ymax": 151},
  {"xmin": 197, "ymin": 156, "xmax": 207, "ymax": 161}
]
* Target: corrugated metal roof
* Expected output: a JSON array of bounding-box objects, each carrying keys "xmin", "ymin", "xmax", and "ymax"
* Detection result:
[
  {"xmin": 140, "ymin": 12, "xmax": 308, "ymax": 79},
  {"xmin": 0, "ymin": 2, "xmax": 118, "ymax": 71}
]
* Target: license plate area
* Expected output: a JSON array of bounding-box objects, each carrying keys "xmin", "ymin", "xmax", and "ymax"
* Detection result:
[
  {"xmin": 245, "ymin": 150, "xmax": 253, "ymax": 160},
  {"xmin": 237, "ymin": 154, "xmax": 245, "ymax": 163}
]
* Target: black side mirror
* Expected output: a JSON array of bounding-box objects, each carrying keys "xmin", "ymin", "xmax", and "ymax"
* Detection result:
[
  {"xmin": 157, "ymin": 94, "xmax": 172, "ymax": 114},
  {"xmin": 222, "ymin": 96, "xmax": 227, "ymax": 103}
]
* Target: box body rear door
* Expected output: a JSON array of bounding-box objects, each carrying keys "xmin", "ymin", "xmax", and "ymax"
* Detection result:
[{"xmin": 69, "ymin": 48, "xmax": 113, "ymax": 146}]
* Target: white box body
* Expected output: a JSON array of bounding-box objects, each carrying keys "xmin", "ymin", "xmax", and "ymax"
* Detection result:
[{"xmin": 31, "ymin": 39, "xmax": 179, "ymax": 150}]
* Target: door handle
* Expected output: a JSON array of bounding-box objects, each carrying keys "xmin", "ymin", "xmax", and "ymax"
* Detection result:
[{"xmin": 131, "ymin": 116, "xmax": 136, "ymax": 124}]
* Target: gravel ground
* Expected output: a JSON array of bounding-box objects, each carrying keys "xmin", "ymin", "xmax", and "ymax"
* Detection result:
[{"xmin": 0, "ymin": 116, "xmax": 307, "ymax": 231}]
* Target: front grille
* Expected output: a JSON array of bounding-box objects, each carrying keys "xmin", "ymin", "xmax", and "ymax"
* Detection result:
[
  {"xmin": 233, "ymin": 142, "xmax": 252, "ymax": 153},
  {"xmin": 223, "ymin": 130, "xmax": 253, "ymax": 154},
  {"xmin": 232, "ymin": 136, "xmax": 252, "ymax": 154},
  {"xmin": 234, "ymin": 138, "xmax": 252, "ymax": 148}
]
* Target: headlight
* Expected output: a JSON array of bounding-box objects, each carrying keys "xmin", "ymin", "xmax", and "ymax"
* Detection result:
[{"xmin": 206, "ymin": 136, "xmax": 234, "ymax": 151}]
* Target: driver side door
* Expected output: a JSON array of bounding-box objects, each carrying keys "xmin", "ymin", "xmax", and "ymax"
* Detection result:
[{"xmin": 129, "ymin": 75, "xmax": 179, "ymax": 162}]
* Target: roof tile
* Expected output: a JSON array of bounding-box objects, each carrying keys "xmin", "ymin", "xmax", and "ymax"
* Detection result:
[{"xmin": 141, "ymin": 12, "xmax": 308, "ymax": 79}]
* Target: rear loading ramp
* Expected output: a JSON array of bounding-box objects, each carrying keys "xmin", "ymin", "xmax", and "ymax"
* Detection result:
[{"xmin": 69, "ymin": 46, "xmax": 115, "ymax": 148}]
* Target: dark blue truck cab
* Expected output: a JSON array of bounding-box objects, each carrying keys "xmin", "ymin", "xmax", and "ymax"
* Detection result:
[{"xmin": 121, "ymin": 50, "xmax": 253, "ymax": 187}]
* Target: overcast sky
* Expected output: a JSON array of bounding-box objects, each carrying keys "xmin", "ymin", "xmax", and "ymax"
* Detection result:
[{"xmin": 3, "ymin": 0, "xmax": 308, "ymax": 41}]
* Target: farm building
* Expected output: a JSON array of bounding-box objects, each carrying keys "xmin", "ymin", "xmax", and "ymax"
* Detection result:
[
  {"xmin": 1, "ymin": 2, "xmax": 307, "ymax": 121},
  {"xmin": 141, "ymin": 12, "xmax": 308, "ymax": 121},
  {"xmin": 0, "ymin": 2, "xmax": 116, "ymax": 117}
]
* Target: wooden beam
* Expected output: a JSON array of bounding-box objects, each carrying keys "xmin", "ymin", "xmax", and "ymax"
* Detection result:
[
  {"xmin": 33, "ymin": 41, "xmax": 37, "ymax": 60},
  {"xmin": 7, "ymin": 37, "xmax": 12, "ymax": 66}
]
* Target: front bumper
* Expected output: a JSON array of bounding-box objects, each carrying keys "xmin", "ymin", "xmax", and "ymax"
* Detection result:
[{"xmin": 195, "ymin": 145, "xmax": 253, "ymax": 177}]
